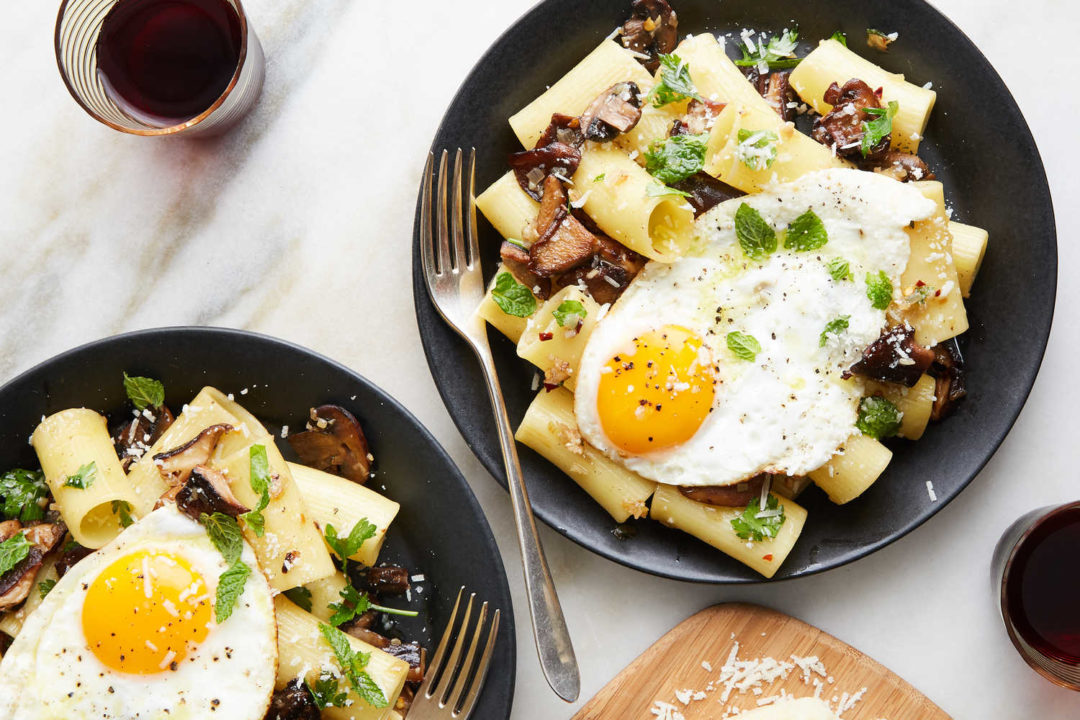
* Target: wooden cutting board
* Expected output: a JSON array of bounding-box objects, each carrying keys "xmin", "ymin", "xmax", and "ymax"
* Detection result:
[{"xmin": 573, "ymin": 603, "xmax": 950, "ymax": 720}]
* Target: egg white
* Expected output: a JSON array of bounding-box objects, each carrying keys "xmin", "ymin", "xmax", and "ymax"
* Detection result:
[
  {"xmin": 0, "ymin": 505, "xmax": 278, "ymax": 720},
  {"xmin": 573, "ymin": 169, "xmax": 936, "ymax": 487}
]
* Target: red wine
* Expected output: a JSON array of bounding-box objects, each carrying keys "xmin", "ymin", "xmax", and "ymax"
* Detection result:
[
  {"xmin": 1004, "ymin": 505, "xmax": 1080, "ymax": 663},
  {"xmin": 96, "ymin": 0, "xmax": 242, "ymax": 126}
]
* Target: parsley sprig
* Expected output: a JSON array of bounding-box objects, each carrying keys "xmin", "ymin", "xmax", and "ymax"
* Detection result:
[
  {"xmin": 0, "ymin": 469, "xmax": 49, "ymax": 523},
  {"xmin": 735, "ymin": 29, "xmax": 801, "ymax": 70},
  {"xmin": 318, "ymin": 623, "xmax": 389, "ymax": 708},
  {"xmin": 731, "ymin": 494, "xmax": 787, "ymax": 541},
  {"xmin": 648, "ymin": 54, "xmax": 702, "ymax": 107},
  {"xmin": 241, "ymin": 444, "xmax": 272, "ymax": 537}
]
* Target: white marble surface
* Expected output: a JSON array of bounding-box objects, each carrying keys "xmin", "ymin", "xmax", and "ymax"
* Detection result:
[{"xmin": 0, "ymin": 0, "xmax": 1077, "ymax": 717}]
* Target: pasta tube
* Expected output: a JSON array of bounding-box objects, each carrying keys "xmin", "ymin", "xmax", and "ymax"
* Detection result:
[
  {"xmin": 866, "ymin": 374, "xmax": 936, "ymax": 441},
  {"xmin": 516, "ymin": 286, "xmax": 602, "ymax": 392},
  {"xmin": 475, "ymin": 264, "xmax": 535, "ymax": 344},
  {"xmin": 475, "ymin": 171, "xmax": 539, "ymax": 241},
  {"xmin": 515, "ymin": 387, "xmax": 656, "ymax": 523},
  {"xmin": 651, "ymin": 484, "xmax": 807, "ymax": 578},
  {"xmin": 809, "ymin": 434, "xmax": 892, "ymax": 504},
  {"xmin": 31, "ymin": 409, "xmax": 141, "ymax": 549},
  {"xmin": 949, "ymin": 221, "xmax": 988, "ymax": 297}
]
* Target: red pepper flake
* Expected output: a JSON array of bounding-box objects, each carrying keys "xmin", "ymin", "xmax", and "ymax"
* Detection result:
[
  {"xmin": 762, "ymin": 554, "xmax": 774, "ymax": 562},
  {"xmin": 875, "ymin": 86, "xmax": 884, "ymax": 97},
  {"xmin": 539, "ymin": 331, "xmax": 554, "ymax": 341},
  {"xmin": 915, "ymin": 280, "xmax": 926, "ymax": 287}
]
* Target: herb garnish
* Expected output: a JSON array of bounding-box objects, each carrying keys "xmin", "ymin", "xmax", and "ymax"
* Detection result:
[
  {"xmin": 829, "ymin": 30, "xmax": 848, "ymax": 46},
  {"xmin": 726, "ymin": 331, "xmax": 762, "ymax": 361},
  {"xmin": 199, "ymin": 511, "xmax": 250, "ymax": 623},
  {"xmin": 735, "ymin": 203, "xmax": 777, "ymax": 260},
  {"xmin": 241, "ymin": 444, "xmax": 272, "ymax": 537},
  {"xmin": 123, "ymin": 373, "xmax": 165, "ymax": 411},
  {"xmin": 866, "ymin": 28, "xmax": 896, "ymax": 52},
  {"xmin": 856, "ymin": 396, "xmax": 902, "ymax": 439},
  {"xmin": 649, "ymin": 54, "xmax": 702, "ymax": 107},
  {"xmin": 735, "ymin": 129, "xmax": 779, "ymax": 171},
  {"xmin": 865, "ymin": 270, "xmax": 893, "ymax": 310},
  {"xmin": 329, "ymin": 583, "xmax": 419, "ymax": 627},
  {"xmin": 324, "ymin": 518, "xmax": 377, "ymax": 576},
  {"xmin": 0, "ymin": 469, "xmax": 49, "ymax": 523},
  {"xmin": 318, "ymin": 623, "xmax": 389, "ymax": 708},
  {"xmin": 284, "ymin": 586, "xmax": 314, "ymax": 612},
  {"xmin": 306, "ymin": 671, "xmax": 349, "ymax": 710},
  {"xmin": 819, "ymin": 316, "xmax": 851, "ymax": 347},
  {"xmin": 38, "ymin": 578, "xmax": 56, "ymax": 599},
  {"xmin": 63, "ymin": 462, "xmax": 97, "ymax": 490},
  {"xmin": 491, "ymin": 272, "xmax": 537, "ymax": 318},
  {"xmin": 552, "ymin": 300, "xmax": 587, "ymax": 327},
  {"xmin": 861, "ymin": 100, "xmax": 898, "ymax": 157},
  {"xmin": 646, "ymin": 182, "xmax": 692, "ymax": 198},
  {"xmin": 827, "ymin": 257, "xmax": 853, "ymax": 282},
  {"xmin": 645, "ymin": 133, "xmax": 709, "ymax": 184},
  {"xmin": 731, "ymin": 494, "xmax": 786, "ymax": 541},
  {"xmin": 735, "ymin": 29, "xmax": 801, "ymax": 70},
  {"xmin": 784, "ymin": 209, "xmax": 828, "ymax": 251},
  {"xmin": 111, "ymin": 500, "xmax": 134, "ymax": 528},
  {"xmin": 0, "ymin": 533, "xmax": 32, "ymax": 576}
]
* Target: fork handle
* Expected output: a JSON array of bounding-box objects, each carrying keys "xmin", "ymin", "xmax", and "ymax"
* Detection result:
[{"xmin": 477, "ymin": 350, "xmax": 581, "ymax": 702}]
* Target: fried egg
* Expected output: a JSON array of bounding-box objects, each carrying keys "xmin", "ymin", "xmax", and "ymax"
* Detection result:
[
  {"xmin": 0, "ymin": 504, "xmax": 277, "ymax": 719},
  {"xmin": 573, "ymin": 169, "xmax": 936, "ymax": 487}
]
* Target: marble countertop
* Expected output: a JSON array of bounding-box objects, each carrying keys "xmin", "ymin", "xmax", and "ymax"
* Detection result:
[{"xmin": 1, "ymin": 0, "xmax": 1077, "ymax": 717}]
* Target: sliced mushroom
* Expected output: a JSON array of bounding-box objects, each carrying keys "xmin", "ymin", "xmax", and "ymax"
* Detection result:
[
  {"xmin": 152, "ymin": 424, "xmax": 233, "ymax": 487},
  {"xmin": 528, "ymin": 176, "xmax": 599, "ymax": 277},
  {"xmin": 812, "ymin": 79, "xmax": 889, "ymax": 161},
  {"xmin": 671, "ymin": 171, "xmax": 745, "ymax": 217},
  {"xmin": 620, "ymin": 0, "xmax": 678, "ymax": 72},
  {"xmin": 113, "ymin": 405, "xmax": 176, "ymax": 471},
  {"xmin": 500, "ymin": 241, "xmax": 551, "ymax": 299},
  {"xmin": 671, "ymin": 98, "xmax": 725, "ymax": 136},
  {"xmin": 385, "ymin": 641, "xmax": 427, "ymax": 684},
  {"xmin": 55, "ymin": 536, "xmax": 93, "ymax": 578},
  {"xmin": 265, "ymin": 679, "xmax": 320, "ymax": 720},
  {"xmin": 929, "ymin": 341, "xmax": 967, "ymax": 421},
  {"xmin": 288, "ymin": 405, "xmax": 372, "ymax": 484},
  {"xmin": 849, "ymin": 325, "xmax": 935, "ymax": 387},
  {"xmin": 743, "ymin": 69, "xmax": 797, "ymax": 121},
  {"xmin": 354, "ymin": 565, "xmax": 411, "ymax": 597},
  {"xmin": 174, "ymin": 465, "xmax": 250, "ymax": 521},
  {"xmin": 344, "ymin": 624, "xmax": 391, "ymax": 649},
  {"xmin": 871, "ymin": 150, "xmax": 936, "ymax": 182},
  {"xmin": 0, "ymin": 522, "xmax": 63, "ymax": 611},
  {"xmin": 508, "ymin": 142, "xmax": 582, "ymax": 201},
  {"xmin": 557, "ymin": 234, "xmax": 647, "ymax": 305},
  {"xmin": 536, "ymin": 113, "xmax": 585, "ymax": 149},
  {"xmin": 679, "ymin": 474, "xmax": 767, "ymax": 507},
  {"xmin": 579, "ymin": 81, "xmax": 643, "ymax": 142}
]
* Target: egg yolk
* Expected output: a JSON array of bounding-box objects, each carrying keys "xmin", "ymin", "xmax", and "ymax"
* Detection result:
[
  {"xmin": 597, "ymin": 326, "xmax": 716, "ymax": 454},
  {"xmin": 82, "ymin": 549, "xmax": 212, "ymax": 675}
]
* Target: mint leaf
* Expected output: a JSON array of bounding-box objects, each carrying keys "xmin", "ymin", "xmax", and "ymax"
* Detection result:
[
  {"xmin": 200, "ymin": 512, "xmax": 245, "ymax": 566},
  {"xmin": 735, "ymin": 129, "xmax": 778, "ymax": 171},
  {"xmin": 324, "ymin": 518, "xmax": 377, "ymax": 575},
  {"xmin": 648, "ymin": 54, "xmax": 702, "ymax": 107},
  {"xmin": 735, "ymin": 29, "xmax": 801, "ymax": 70},
  {"xmin": 318, "ymin": 623, "xmax": 388, "ymax": 709},
  {"xmin": 0, "ymin": 469, "xmax": 49, "ymax": 523},
  {"xmin": 645, "ymin": 133, "xmax": 709, "ymax": 184},
  {"xmin": 727, "ymin": 331, "xmax": 762, "ymax": 361},
  {"xmin": 111, "ymin": 500, "xmax": 134, "ymax": 528},
  {"xmin": 491, "ymin": 272, "xmax": 537, "ymax": 318},
  {"xmin": 856, "ymin": 396, "xmax": 902, "ymax": 439},
  {"xmin": 63, "ymin": 462, "xmax": 97, "ymax": 490},
  {"xmin": 646, "ymin": 182, "xmax": 692, "ymax": 198},
  {"xmin": 785, "ymin": 209, "xmax": 828, "ymax": 251},
  {"xmin": 306, "ymin": 671, "xmax": 349, "ymax": 710},
  {"xmin": 123, "ymin": 373, "xmax": 165, "ymax": 411},
  {"xmin": 861, "ymin": 100, "xmax": 898, "ymax": 157},
  {"xmin": 214, "ymin": 560, "xmax": 250, "ymax": 623},
  {"xmin": 241, "ymin": 444, "xmax": 272, "ymax": 537},
  {"xmin": 38, "ymin": 578, "xmax": 56, "ymax": 599},
  {"xmin": 0, "ymin": 533, "xmax": 32, "ymax": 576},
  {"xmin": 330, "ymin": 583, "xmax": 418, "ymax": 626},
  {"xmin": 829, "ymin": 30, "xmax": 848, "ymax": 46},
  {"xmin": 827, "ymin": 257, "xmax": 852, "ymax": 282},
  {"xmin": 593, "ymin": 173, "xmax": 606, "ymax": 182},
  {"xmin": 819, "ymin": 316, "xmax": 851, "ymax": 347},
  {"xmin": 865, "ymin": 270, "xmax": 893, "ymax": 310},
  {"xmin": 735, "ymin": 203, "xmax": 777, "ymax": 260},
  {"xmin": 731, "ymin": 494, "xmax": 786, "ymax": 541},
  {"xmin": 552, "ymin": 300, "xmax": 587, "ymax": 327},
  {"xmin": 284, "ymin": 586, "xmax": 313, "ymax": 613}
]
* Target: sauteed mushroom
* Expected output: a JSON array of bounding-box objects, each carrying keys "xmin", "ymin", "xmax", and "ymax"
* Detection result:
[
  {"xmin": 153, "ymin": 423, "xmax": 233, "ymax": 487},
  {"xmin": 265, "ymin": 680, "xmax": 320, "ymax": 720},
  {"xmin": 812, "ymin": 79, "xmax": 889, "ymax": 161},
  {"xmin": 288, "ymin": 405, "xmax": 372, "ymax": 484},
  {"xmin": 679, "ymin": 474, "xmax": 767, "ymax": 507},
  {"xmin": 175, "ymin": 465, "xmax": 250, "ymax": 520},
  {"xmin": 579, "ymin": 81, "xmax": 643, "ymax": 141},
  {"xmin": 0, "ymin": 522, "xmax": 63, "ymax": 611},
  {"xmin": 849, "ymin": 325, "xmax": 934, "ymax": 387},
  {"xmin": 620, "ymin": 0, "xmax": 678, "ymax": 72}
]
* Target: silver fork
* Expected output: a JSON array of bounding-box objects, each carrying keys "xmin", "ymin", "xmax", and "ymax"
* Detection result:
[
  {"xmin": 409, "ymin": 588, "xmax": 501, "ymax": 720},
  {"xmin": 420, "ymin": 149, "xmax": 580, "ymax": 702}
]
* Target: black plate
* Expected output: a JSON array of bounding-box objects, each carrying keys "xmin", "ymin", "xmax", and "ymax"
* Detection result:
[
  {"xmin": 0, "ymin": 327, "xmax": 516, "ymax": 717},
  {"xmin": 412, "ymin": 0, "xmax": 1056, "ymax": 582}
]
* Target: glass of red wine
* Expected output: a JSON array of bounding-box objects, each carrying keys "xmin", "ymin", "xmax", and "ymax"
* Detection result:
[
  {"xmin": 993, "ymin": 501, "xmax": 1080, "ymax": 689},
  {"xmin": 55, "ymin": 0, "xmax": 264, "ymax": 136}
]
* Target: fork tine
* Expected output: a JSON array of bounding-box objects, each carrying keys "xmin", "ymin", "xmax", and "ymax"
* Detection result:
[
  {"xmin": 451, "ymin": 149, "xmax": 468, "ymax": 272},
  {"xmin": 417, "ymin": 587, "xmax": 464, "ymax": 699},
  {"xmin": 455, "ymin": 609, "xmax": 500, "ymax": 719},
  {"xmin": 447, "ymin": 601, "xmax": 488, "ymax": 712},
  {"xmin": 434, "ymin": 593, "xmax": 475, "ymax": 705},
  {"xmin": 465, "ymin": 148, "xmax": 480, "ymax": 270},
  {"xmin": 435, "ymin": 149, "xmax": 452, "ymax": 274},
  {"xmin": 420, "ymin": 152, "xmax": 436, "ymax": 288}
]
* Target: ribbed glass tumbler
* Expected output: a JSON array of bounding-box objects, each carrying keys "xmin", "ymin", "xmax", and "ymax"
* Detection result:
[{"xmin": 54, "ymin": 0, "xmax": 264, "ymax": 136}]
